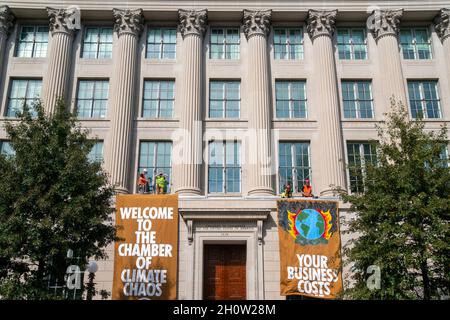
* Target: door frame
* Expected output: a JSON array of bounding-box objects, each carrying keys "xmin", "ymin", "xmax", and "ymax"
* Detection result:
[
  {"xmin": 193, "ymin": 232, "xmax": 261, "ymax": 300},
  {"xmin": 202, "ymin": 243, "xmax": 247, "ymax": 300}
]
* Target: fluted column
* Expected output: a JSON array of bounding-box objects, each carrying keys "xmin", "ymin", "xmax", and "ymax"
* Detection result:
[
  {"xmin": 307, "ymin": 10, "xmax": 346, "ymax": 196},
  {"xmin": 0, "ymin": 5, "xmax": 14, "ymax": 66},
  {"xmin": 243, "ymin": 9, "xmax": 274, "ymax": 196},
  {"xmin": 435, "ymin": 8, "xmax": 450, "ymax": 91},
  {"xmin": 107, "ymin": 8, "xmax": 144, "ymax": 194},
  {"xmin": 174, "ymin": 9, "xmax": 207, "ymax": 196},
  {"xmin": 367, "ymin": 9, "xmax": 407, "ymax": 105},
  {"xmin": 43, "ymin": 7, "xmax": 79, "ymax": 113}
]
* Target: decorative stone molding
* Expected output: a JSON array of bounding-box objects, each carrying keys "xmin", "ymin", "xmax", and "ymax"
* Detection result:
[
  {"xmin": 178, "ymin": 9, "xmax": 207, "ymax": 38},
  {"xmin": 0, "ymin": 5, "xmax": 15, "ymax": 36},
  {"xmin": 242, "ymin": 9, "xmax": 272, "ymax": 39},
  {"xmin": 112, "ymin": 8, "xmax": 144, "ymax": 38},
  {"xmin": 367, "ymin": 9, "xmax": 403, "ymax": 41},
  {"xmin": 306, "ymin": 9, "xmax": 337, "ymax": 40},
  {"xmin": 46, "ymin": 7, "xmax": 80, "ymax": 36},
  {"xmin": 434, "ymin": 8, "xmax": 450, "ymax": 42}
]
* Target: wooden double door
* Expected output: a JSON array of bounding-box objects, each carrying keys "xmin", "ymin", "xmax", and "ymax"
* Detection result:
[{"xmin": 203, "ymin": 244, "xmax": 247, "ymax": 300}]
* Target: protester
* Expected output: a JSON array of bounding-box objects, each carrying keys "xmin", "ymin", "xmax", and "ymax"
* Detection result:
[
  {"xmin": 138, "ymin": 169, "xmax": 148, "ymax": 194},
  {"xmin": 281, "ymin": 181, "xmax": 293, "ymax": 198},
  {"xmin": 155, "ymin": 171, "xmax": 168, "ymax": 194},
  {"xmin": 301, "ymin": 178, "xmax": 314, "ymax": 197}
]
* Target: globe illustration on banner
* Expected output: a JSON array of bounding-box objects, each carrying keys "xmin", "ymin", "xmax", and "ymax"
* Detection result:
[{"xmin": 294, "ymin": 209, "xmax": 325, "ymax": 240}]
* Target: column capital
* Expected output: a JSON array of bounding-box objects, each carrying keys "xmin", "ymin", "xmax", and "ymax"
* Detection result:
[
  {"xmin": 367, "ymin": 9, "xmax": 403, "ymax": 41},
  {"xmin": 47, "ymin": 7, "xmax": 80, "ymax": 36},
  {"xmin": 434, "ymin": 8, "xmax": 450, "ymax": 42},
  {"xmin": 178, "ymin": 9, "xmax": 208, "ymax": 38},
  {"xmin": 0, "ymin": 5, "xmax": 15, "ymax": 37},
  {"xmin": 112, "ymin": 8, "xmax": 144, "ymax": 38},
  {"xmin": 242, "ymin": 9, "xmax": 272, "ymax": 39},
  {"xmin": 306, "ymin": 9, "xmax": 337, "ymax": 41}
]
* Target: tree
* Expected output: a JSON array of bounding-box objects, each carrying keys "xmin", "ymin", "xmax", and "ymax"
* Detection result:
[
  {"xmin": 0, "ymin": 100, "xmax": 117, "ymax": 299},
  {"xmin": 338, "ymin": 100, "xmax": 450, "ymax": 300}
]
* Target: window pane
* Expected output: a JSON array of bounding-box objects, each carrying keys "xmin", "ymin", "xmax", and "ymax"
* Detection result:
[{"xmin": 77, "ymin": 80, "xmax": 109, "ymax": 118}]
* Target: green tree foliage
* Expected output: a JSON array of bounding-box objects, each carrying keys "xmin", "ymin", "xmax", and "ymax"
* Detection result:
[
  {"xmin": 339, "ymin": 100, "xmax": 450, "ymax": 299},
  {"xmin": 0, "ymin": 100, "xmax": 117, "ymax": 299}
]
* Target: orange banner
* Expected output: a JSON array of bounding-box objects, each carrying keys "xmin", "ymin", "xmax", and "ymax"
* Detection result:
[
  {"xmin": 277, "ymin": 199, "xmax": 342, "ymax": 299},
  {"xmin": 112, "ymin": 194, "xmax": 178, "ymax": 300}
]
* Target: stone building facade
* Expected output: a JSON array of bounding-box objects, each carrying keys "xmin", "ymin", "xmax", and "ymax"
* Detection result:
[{"xmin": 0, "ymin": 1, "xmax": 449, "ymax": 299}]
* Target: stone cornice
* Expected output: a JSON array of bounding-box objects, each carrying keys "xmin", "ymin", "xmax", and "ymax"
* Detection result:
[
  {"xmin": 434, "ymin": 8, "xmax": 450, "ymax": 42},
  {"xmin": 178, "ymin": 9, "xmax": 207, "ymax": 38},
  {"xmin": 112, "ymin": 8, "xmax": 144, "ymax": 38},
  {"xmin": 367, "ymin": 9, "xmax": 403, "ymax": 41},
  {"xmin": 47, "ymin": 6, "xmax": 80, "ymax": 36},
  {"xmin": 0, "ymin": 5, "xmax": 15, "ymax": 37},
  {"xmin": 306, "ymin": 9, "xmax": 337, "ymax": 40},
  {"xmin": 242, "ymin": 9, "xmax": 272, "ymax": 39}
]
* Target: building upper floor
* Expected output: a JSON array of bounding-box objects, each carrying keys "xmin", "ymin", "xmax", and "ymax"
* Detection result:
[{"xmin": 1, "ymin": 2, "xmax": 450, "ymax": 128}]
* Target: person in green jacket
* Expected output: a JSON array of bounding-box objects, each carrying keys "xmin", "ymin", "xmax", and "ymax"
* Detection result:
[{"xmin": 155, "ymin": 172, "xmax": 167, "ymax": 194}]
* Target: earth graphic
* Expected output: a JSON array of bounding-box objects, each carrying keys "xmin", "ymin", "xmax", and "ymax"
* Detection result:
[{"xmin": 295, "ymin": 209, "xmax": 325, "ymax": 240}]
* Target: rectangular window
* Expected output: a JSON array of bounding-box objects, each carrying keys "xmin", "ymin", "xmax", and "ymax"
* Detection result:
[
  {"xmin": 273, "ymin": 28, "xmax": 304, "ymax": 60},
  {"xmin": 209, "ymin": 81, "xmax": 240, "ymax": 118},
  {"xmin": 341, "ymin": 81, "xmax": 374, "ymax": 119},
  {"xmin": 275, "ymin": 81, "xmax": 307, "ymax": 118},
  {"xmin": 82, "ymin": 27, "xmax": 113, "ymax": 59},
  {"xmin": 0, "ymin": 141, "xmax": 14, "ymax": 156},
  {"xmin": 138, "ymin": 141, "xmax": 172, "ymax": 192},
  {"xmin": 88, "ymin": 141, "xmax": 104, "ymax": 163},
  {"xmin": 142, "ymin": 80, "xmax": 175, "ymax": 118},
  {"xmin": 347, "ymin": 142, "xmax": 377, "ymax": 193},
  {"xmin": 16, "ymin": 25, "xmax": 49, "ymax": 58},
  {"xmin": 76, "ymin": 80, "xmax": 109, "ymax": 118},
  {"xmin": 208, "ymin": 141, "xmax": 241, "ymax": 194},
  {"xmin": 400, "ymin": 28, "xmax": 432, "ymax": 60},
  {"xmin": 337, "ymin": 28, "xmax": 367, "ymax": 60},
  {"xmin": 278, "ymin": 142, "xmax": 311, "ymax": 193},
  {"xmin": 6, "ymin": 79, "xmax": 42, "ymax": 117},
  {"xmin": 210, "ymin": 28, "xmax": 240, "ymax": 59},
  {"xmin": 146, "ymin": 28, "xmax": 177, "ymax": 59},
  {"xmin": 408, "ymin": 81, "xmax": 441, "ymax": 119}
]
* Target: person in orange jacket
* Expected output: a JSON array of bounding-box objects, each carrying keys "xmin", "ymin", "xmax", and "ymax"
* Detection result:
[{"xmin": 301, "ymin": 178, "xmax": 314, "ymax": 197}]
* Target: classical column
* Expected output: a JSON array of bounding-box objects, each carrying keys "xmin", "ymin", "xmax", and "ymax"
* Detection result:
[
  {"xmin": 307, "ymin": 9, "xmax": 346, "ymax": 196},
  {"xmin": 43, "ymin": 7, "xmax": 79, "ymax": 113},
  {"xmin": 434, "ymin": 8, "xmax": 450, "ymax": 89},
  {"xmin": 174, "ymin": 9, "xmax": 207, "ymax": 196},
  {"xmin": 107, "ymin": 8, "xmax": 143, "ymax": 194},
  {"xmin": 243, "ymin": 9, "xmax": 274, "ymax": 196},
  {"xmin": 367, "ymin": 9, "xmax": 407, "ymax": 105},
  {"xmin": 0, "ymin": 5, "xmax": 14, "ymax": 66}
]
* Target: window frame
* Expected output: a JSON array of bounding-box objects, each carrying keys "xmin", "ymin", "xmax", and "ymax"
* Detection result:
[
  {"xmin": 400, "ymin": 27, "xmax": 432, "ymax": 60},
  {"xmin": 275, "ymin": 80, "xmax": 308, "ymax": 119},
  {"xmin": 273, "ymin": 27, "xmax": 304, "ymax": 60},
  {"xmin": 207, "ymin": 140, "xmax": 242, "ymax": 194},
  {"xmin": 87, "ymin": 140, "xmax": 104, "ymax": 164},
  {"xmin": 346, "ymin": 141, "xmax": 378, "ymax": 194},
  {"xmin": 336, "ymin": 27, "xmax": 368, "ymax": 60},
  {"xmin": 146, "ymin": 27, "xmax": 177, "ymax": 60},
  {"xmin": 75, "ymin": 79, "xmax": 110, "ymax": 119},
  {"xmin": 407, "ymin": 80, "xmax": 442, "ymax": 119},
  {"xmin": 137, "ymin": 141, "xmax": 173, "ymax": 193},
  {"xmin": 209, "ymin": 27, "xmax": 240, "ymax": 60},
  {"xmin": 5, "ymin": 78, "xmax": 42, "ymax": 117},
  {"xmin": 142, "ymin": 79, "xmax": 175, "ymax": 118},
  {"xmin": 341, "ymin": 80, "xmax": 374, "ymax": 119},
  {"xmin": 15, "ymin": 25, "xmax": 49, "ymax": 58},
  {"xmin": 81, "ymin": 26, "xmax": 114, "ymax": 59},
  {"xmin": 208, "ymin": 80, "xmax": 241, "ymax": 119},
  {"xmin": 278, "ymin": 141, "xmax": 312, "ymax": 194}
]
